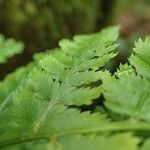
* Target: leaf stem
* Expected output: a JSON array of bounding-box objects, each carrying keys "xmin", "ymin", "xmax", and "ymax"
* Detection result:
[{"xmin": 1, "ymin": 120, "xmax": 150, "ymax": 148}]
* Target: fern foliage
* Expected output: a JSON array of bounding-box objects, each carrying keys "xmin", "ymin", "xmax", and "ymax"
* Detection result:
[
  {"xmin": 0, "ymin": 34, "xmax": 24, "ymax": 63},
  {"xmin": 1, "ymin": 26, "xmax": 150, "ymax": 150},
  {"xmin": 130, "ymin": 37, "xmax": 150, "ymax": 78}
]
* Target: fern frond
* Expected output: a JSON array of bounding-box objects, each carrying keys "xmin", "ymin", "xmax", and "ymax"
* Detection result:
[
  {"xmin": 102, "ymin": 70, "xmax": 150, "ymax": 121},
  {"xmin": 0, "ymin": 99, "xmax": 109, "ymax": 147},
  {"xmin": 0, "ymin": 26, "xmax": 120, "ymax": 149},
  {"xmin": 0, "ymin": 65, "xmax": 32, "ymax": 111},
  {"xmin": 130, "ymin": 37, "xmax": 150, "ymax": 78},
  {"xmin": 115, "ymin": 63, "xmax": 136, "ymax": 77},
  {"xmin": 2, "ymin": 26, "xmax": 150, "ymax": 150},
  {"xmin": 102, "ymin": 37, "xmax": 150, "ymax": 121},
  {"xmin": 0, "ymin": 34, "xmax": 24, "ymax": 63}
]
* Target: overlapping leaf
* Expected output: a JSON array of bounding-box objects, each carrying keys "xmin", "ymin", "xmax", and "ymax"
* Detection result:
[
  {"xmin": 102, "ymin": 70, "xmax": 150, "ymax": 121},
  {"xmin": 102, "ymin": 38, "xmax": 150, "ymax": 121}
]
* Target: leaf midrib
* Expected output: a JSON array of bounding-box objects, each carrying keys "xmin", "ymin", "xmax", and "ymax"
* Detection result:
[{"xmin": 1, "ymin": 120, "xmax": 150, "ymax": 149}]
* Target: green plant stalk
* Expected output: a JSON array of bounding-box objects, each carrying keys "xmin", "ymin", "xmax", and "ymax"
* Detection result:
[{"xmin": 1, "ymin": 120, "xmax": 150, "ymax": 148}]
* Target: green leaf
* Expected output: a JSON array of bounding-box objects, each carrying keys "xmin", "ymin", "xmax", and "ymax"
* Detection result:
[
  {"xmin": 37, "ymin": 28, "xmax": 118, "ymax": 106},
  {"xmin": 69, "ymin": 70, "xmax": 101, "ymax": 86},
  {"xmin": 39, "ymin": 55, "xmax": 66, "ymax": 80},
  {"xmin": 27, "ymin": 69, "xmax": 53, "ymax": 101},
  {"xmin": 0, "ymin": 26, "xmax": 123, "ymax": 149},
  {"xmin": 57, "ymin": 133, "xmax": 139, "ymax": 150},
  {"xmin": 10, "ymin": 133, "xmax": 138, "ymax": 150},
  {"xmin": 0, "ymin": 65, "xmax": 32, "ymax": 111},
  {"xmin": 115, "ymin": 63, "xmax": 136, "ymax": 78},
  {"xmin": 59, "ymin": 26, "xmax": 119, "ymax": 57},
  {"xmin": 60, "ymin": 85, "xmax": 101, "ymax": 105},
  {"xmin": 130, "ymin": 37, "xmax": 150, "ymax": 78},
  {"xmin": 141, "ymin": 139, "xmax": 150, "ymax": 150},
  {"xmin": 0, "ymin": 34, "xmax": 24, "ymax": 63},
  {"xmin": 102, "ymin": 71, "xmax": 150, "ymax": 121},
  {"xmin": 0, "ymin": 95, "xmax": 109, "ymax": 147}
]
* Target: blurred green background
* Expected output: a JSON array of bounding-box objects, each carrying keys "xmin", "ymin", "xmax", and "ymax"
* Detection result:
[{"xmin": 0, "ymin": 0, "xmax": 150, "ymax": 78}]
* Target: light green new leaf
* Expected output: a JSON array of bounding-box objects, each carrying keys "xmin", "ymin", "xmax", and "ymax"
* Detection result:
[{"xmin": 115, "ymin": 63, "xmax": 136, "ymax": 78}]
